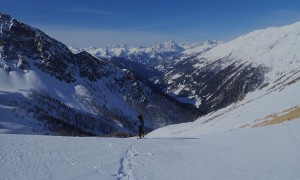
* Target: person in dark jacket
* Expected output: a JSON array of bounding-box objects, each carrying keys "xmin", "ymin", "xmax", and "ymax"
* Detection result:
[{"xmin": 134, "ymin": 115, "xmax": 145, "ymax": 138}]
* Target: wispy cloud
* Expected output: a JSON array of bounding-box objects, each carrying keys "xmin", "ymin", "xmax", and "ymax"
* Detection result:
[{"xmin": 61, "ymin": 8, "xmax": 115, "ymax": 15}]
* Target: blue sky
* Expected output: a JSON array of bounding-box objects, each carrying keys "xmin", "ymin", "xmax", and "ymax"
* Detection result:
[{"xmin": 2, "ymin": 0, "xmax": 300, "ymax": 48}]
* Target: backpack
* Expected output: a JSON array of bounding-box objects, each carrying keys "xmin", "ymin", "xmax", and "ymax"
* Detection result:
[{"xmin": 136, "ymin": 120, "xmax": 142, "ymax": 126}]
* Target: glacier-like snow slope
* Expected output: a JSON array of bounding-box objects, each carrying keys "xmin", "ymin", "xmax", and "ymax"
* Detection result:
[{"xmin": 1, "ymin": 119, "xmax": 299, "ymax": 180}]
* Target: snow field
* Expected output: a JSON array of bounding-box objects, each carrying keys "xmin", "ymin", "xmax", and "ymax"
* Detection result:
[{"xmin": 1, "ymin": 119, "xmax": 300, "ymax": 180}]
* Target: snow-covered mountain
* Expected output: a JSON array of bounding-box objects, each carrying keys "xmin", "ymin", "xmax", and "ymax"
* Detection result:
[
  {"xmin": 158, "ymin": 22, "xmax": 300, "ymax": 113},
  {"xmin": 1, "ymin": 11, "xmax": 300, "ymax": 138},
  {"xmin": 1, "ymin": 13, "xmax": 300, "ymax": 180},
  {"xmin": 0, "ymin": 13, "xmax": 200, "ymax": 136}
]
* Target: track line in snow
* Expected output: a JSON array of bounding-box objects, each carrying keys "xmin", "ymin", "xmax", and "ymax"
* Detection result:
[{"xmin": 116, "ymin": 142, "xmax": 139, "ymax": 180}]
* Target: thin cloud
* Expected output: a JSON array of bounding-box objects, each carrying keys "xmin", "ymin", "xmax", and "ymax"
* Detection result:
[{"xmin": 62, "ymin": 8, "xmax": 115, "ymax": 15}]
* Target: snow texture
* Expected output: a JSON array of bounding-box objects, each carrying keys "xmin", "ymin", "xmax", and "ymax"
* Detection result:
[{"xmin": 1, "ymin": 119, "xmax": 300, "ymax": 180}]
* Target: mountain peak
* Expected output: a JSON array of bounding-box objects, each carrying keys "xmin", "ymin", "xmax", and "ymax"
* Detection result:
[
  {"xmin": 0, "ymin": 13, "xmax": 13, "ymax": 22},
  {"xmin": 0, "ymin": 13, "xmax": 16, "ymax": 33},
  {"xmin": 153, "ymin": 40, "xmax": 184, "ymax": 52}
]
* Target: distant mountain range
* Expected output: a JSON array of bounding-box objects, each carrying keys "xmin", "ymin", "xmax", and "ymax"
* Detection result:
[{"xmin": 69, "ymin": 40, "xmax": 221, "ymax": 73}]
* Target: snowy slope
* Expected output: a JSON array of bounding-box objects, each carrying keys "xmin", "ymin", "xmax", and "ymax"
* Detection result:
[
  {"xmin": 1, "ymin": 119, "xmax": 300, "ymax": 180},
  {"xmin": 0, "ymin": 103, "xmax": 51, "ymax": 135},
  {"xmin": 200, "ymin": 22, "xmax": 300, "ymax": 89},
  {"xmin": 159, "ymin": 21, "xmax": 300, "ymax": 112},
  {"xmin": 149, "ymin": 75, "xmax": 300, "ymax": 138}
]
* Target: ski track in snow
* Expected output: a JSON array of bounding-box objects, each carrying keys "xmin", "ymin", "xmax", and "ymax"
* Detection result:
[
  {"xmin": 116, "ymin": 142, "xmax": 139, "ymax": 180},
  {"xmin": 0, "ymin": 135, "xmax": 133, "ymax": 180}
]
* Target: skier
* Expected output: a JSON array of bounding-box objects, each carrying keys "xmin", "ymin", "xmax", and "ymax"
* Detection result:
[{"xmin": 134, "ymin": 115, "xmax": 145, "ymax": 139}]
